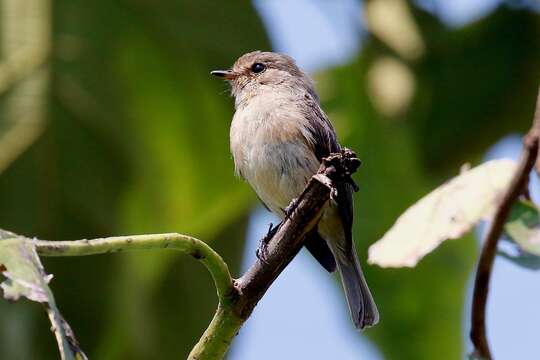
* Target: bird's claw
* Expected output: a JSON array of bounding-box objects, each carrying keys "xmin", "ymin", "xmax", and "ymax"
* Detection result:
[
  {"xmin": 256, "ymin": 222, "xmax": 279, "ymax": 264},
  {"xmin": 283, "ymin": 197, "xmax": 299, "ymax": 219},
  {"xmin": 255, "ymin": 246, "xmax": 269, "ymax": 264}
]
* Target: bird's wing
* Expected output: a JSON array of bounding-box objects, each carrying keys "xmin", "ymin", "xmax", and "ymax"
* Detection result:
[
  {"xmin": 301, "ymin": 94, "xmax": 356, "ymax": 265},
  {"xmin": 301, "ymin": 94, "xmax": 341, "ymax": 161}
]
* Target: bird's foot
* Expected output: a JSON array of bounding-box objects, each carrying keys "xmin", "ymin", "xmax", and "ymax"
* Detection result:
[
  {"xmin": 283, "ymin": 197, "xmax": 299, "ymax": 219},
  {"xmin": 256, "ymin": 222, "xmax": 280, "ymax": 263}
]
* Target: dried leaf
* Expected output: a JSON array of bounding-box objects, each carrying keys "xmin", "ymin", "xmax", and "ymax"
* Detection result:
[
  {"xmin": 368, "ymin": 159, "xmax": 517, "ymax": 267},
  {"xmin": 0, "ymin": 231, "xmax": 87, "ymax": 360}
]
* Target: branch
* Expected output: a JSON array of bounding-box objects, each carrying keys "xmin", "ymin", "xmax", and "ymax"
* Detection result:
[
  {"xmin": 34, "ymin": 233, "xmax": 234, "ymax": 303},
  {"xmin": 534, "ymin": 87, "xmax": 540, "ymax": 179},
  {"xmin": 188, "ymin": 149, "xmax": 360, "ymax": 360},
  {"xmin": 30, "ymin": 149, "xmax": 359, "ymax": 360},
  {"xmin": 236, "ymin": 173, "xmax": 333, "ymax": 313},
  {"xmin": 470, "ymin": 86, "xmax": 540, "ymax": 359}
]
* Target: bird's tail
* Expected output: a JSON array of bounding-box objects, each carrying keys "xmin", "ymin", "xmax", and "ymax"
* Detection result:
[{"xmin": 333, "ymin": 242, "xmax": 379, "ymax": 330}]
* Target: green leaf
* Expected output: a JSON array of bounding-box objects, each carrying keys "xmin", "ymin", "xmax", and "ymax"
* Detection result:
[
  {"xmin": 468, "ymin": 352, "xmax": 488, "ymax": 360},
  {"xmin": 0, "ymin": 231, "xmax": 86, "ymax": 360},
  {"xmin": 497, "ymin": 248, "xmax": 540, "ymax": 270},
  {"xmin": 504, "ymin": 200, "xmax": 540, "ymax": 256}
]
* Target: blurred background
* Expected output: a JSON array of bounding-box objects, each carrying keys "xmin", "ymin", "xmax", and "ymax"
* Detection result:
[{"xmin": 0, "ymin": 0, "xmax": 539, "ymax": 359}]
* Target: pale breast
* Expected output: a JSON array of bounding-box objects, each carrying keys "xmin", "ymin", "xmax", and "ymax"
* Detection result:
[{"xmin": 230, "ymin": 95, "xmax": 320, "ymax": 216}]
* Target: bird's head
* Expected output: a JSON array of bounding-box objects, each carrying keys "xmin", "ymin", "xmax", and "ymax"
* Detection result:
[{"xmin": 211, "ymin": 51, "xmax": 317, "ymax": 106}]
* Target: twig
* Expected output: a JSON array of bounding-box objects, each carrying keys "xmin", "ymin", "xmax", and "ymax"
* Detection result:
[
  {"xmin": 28, "ymin": 150, "xmax": 358, "ymax": 359},
  {"xmin": 534, "ymin": 88, "xmax": 540, "ymax": 180},
  {"xmin": 187, "ymin": 173, "xmax": 331, "ymax": 359},
  {"xmin": 186, "ymin": 171, "xmax": 331, "ymax": 360},
  {"xmin": 470, "ymin": 86, "xmax": 540, "ymax": 359},
  {"xmin": 31, "ymin": 150, "xmax": 358, "ymax": 360},
  {"xmin": 188, "ymin": 149, "xmax": 358, "ymax": 360}
]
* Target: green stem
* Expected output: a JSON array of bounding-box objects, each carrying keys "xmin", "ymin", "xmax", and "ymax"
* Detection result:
[
  {"xmin": 34, "ymin": 233, "xmax": 243, "ymax": 360},
  {"xmin": 34, "ymin": 233, "xmax": 234, "ymax": 302},
  {"xmin": 187, "ymin": 304, "xmax": 243, "ymax": 360}
]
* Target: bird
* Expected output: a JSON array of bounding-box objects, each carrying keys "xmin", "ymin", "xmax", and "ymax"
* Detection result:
[{"xmin": 211, "ymin": 51, "xmax": 379, "ymax": 329}]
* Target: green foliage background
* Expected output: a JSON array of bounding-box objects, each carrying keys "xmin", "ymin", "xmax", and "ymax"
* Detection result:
[{"xmin": 0, "ymin": 1, "xmax": 539, "ymax": 359}]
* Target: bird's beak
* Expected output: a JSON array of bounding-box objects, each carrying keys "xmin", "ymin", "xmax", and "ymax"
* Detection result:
[{"xmin": 211, "ymin": 69, "xmax": 238, "ymax": 80}]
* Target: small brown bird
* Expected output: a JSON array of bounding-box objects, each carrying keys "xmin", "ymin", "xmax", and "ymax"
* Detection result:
[{"xmin": 212, "ymin": 51, "xmax": 379, "ymax": 329}]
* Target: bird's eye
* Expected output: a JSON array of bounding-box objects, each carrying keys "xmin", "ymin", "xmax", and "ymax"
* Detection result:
[{"xmin": 251, "ymin": 63, "xmax": 266, "ymax": 74}]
